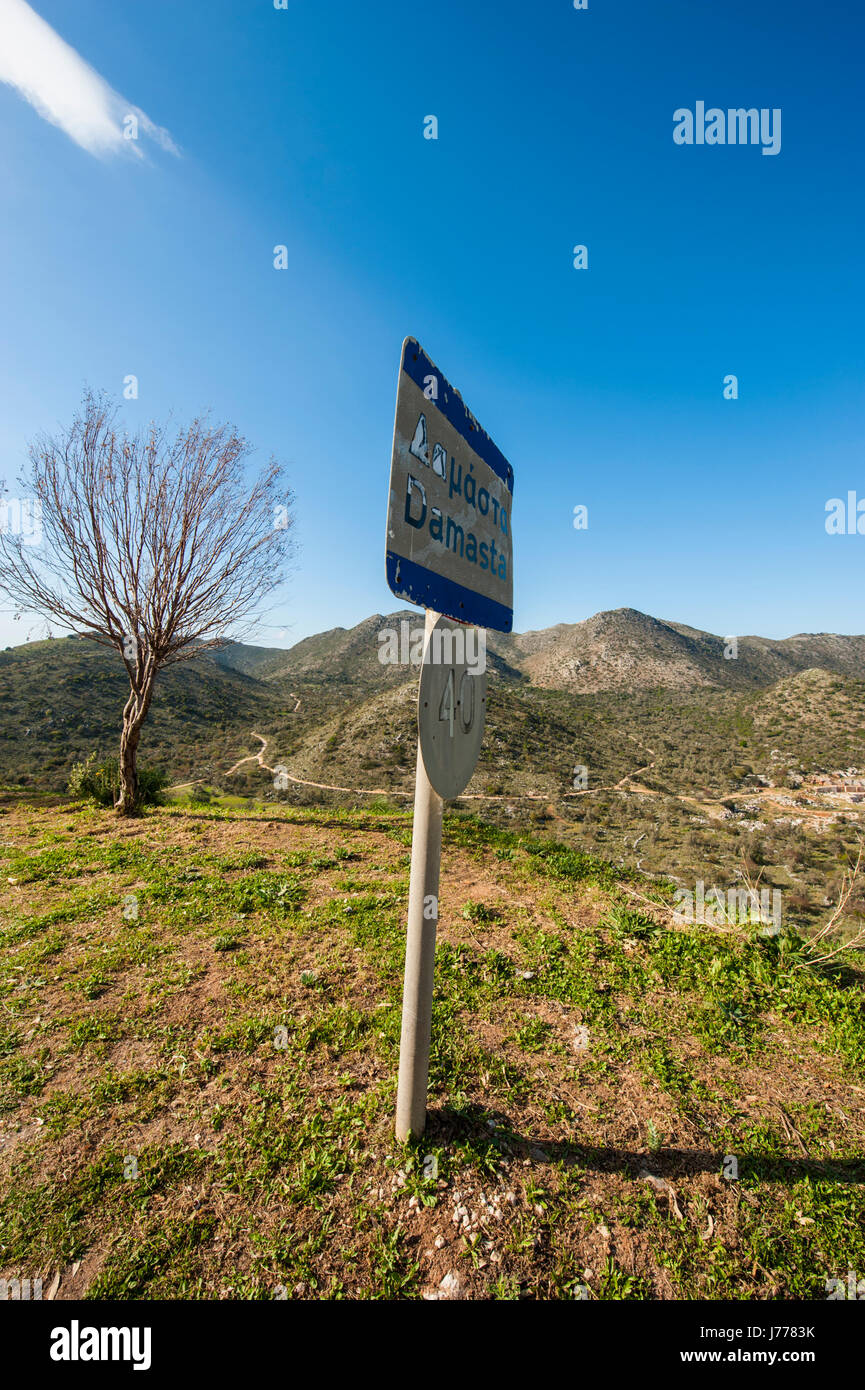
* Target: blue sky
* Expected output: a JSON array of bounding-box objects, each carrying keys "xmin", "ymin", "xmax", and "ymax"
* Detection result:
[{"xmin": 0, "ymin": 0, "xmax": 863, "ymax": 650}]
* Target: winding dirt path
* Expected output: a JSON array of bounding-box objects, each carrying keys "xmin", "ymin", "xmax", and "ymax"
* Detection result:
[
  {"xmin": 225, "ymin": 732, "xmax": 271, "ymax": 777},
  {"xmin": 183, "ymin": 727, "xmax": 854, "ymax": 826},
  {"xmin": 215, "ymin": 730, "xmax": 660, "ymax": 805},
  {"xmin": 225, "ymin": 732, "xmax": 413, "ymax": 799}
]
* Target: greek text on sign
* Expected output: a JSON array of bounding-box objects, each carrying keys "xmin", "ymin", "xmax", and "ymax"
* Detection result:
[{"xmin": 386, "ymin": 337, "xmax": 514, "ymax": 632}]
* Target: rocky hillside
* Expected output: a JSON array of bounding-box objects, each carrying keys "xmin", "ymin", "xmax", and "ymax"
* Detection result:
[
  {"xmin": 1, "ymin": 610, "xmax": 863, "ymax": 797},
  {"xmin": 489, "ymin": 609, "xmax": 865, "ymax": 694},
  {"xmin": 212, "ymin": 607, "xmax": 865, "ymax": 697}
]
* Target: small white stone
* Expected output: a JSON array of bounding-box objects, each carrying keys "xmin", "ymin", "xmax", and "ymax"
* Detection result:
[{"xmin": 439, "ymin": 1271, "xmax": 462, "ymax": 1298}]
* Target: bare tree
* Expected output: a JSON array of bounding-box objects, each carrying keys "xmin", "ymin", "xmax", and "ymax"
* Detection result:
[{"xmin": 0, "ymin": 391, "xmax": 294, "ymax": 814}]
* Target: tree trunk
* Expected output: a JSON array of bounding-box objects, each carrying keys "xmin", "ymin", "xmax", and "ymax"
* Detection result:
[{"xmin": 115, "ymin": 677, "xmax": 155, "ymax": 816}]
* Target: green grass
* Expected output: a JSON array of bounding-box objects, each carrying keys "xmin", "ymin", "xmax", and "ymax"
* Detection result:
[{"xmin": 1, "ymin": 798, "xmax": 863, "ymax": 1300}]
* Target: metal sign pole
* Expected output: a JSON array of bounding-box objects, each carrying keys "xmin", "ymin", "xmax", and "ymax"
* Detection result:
[{"xmin": 395, "ymin": 608, "xmax": 443, "ymax": 1142}]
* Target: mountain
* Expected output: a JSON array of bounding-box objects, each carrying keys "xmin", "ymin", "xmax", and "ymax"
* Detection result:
[
  {"xmin": 0, "ymin": 636, "xmax": 283, "ymax": 789},
  {"xmin": 4, "ymin": 613, "xmax": 865, "ymax": 917},
  {"xmin": 1, "ymin": 610, "xmax": 863, "ymax": 799},
  {"xmin": 215, "ymin": 611, "xmax": 525, "ymax": 690},
  {"xmin": 210, "ymin": 607, "xmax": 865, "ymax": 696},
  {"xmin": 487, "ymin": 608, "xmax": 865, "ymax": 693}
]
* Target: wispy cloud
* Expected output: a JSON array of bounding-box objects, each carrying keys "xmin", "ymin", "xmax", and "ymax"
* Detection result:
[{"xmin": 0, "ymin": 0, "xmax": 178, "ymax": 158}]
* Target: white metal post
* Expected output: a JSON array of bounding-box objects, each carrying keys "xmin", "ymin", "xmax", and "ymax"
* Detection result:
[{"xmin": 395, "ymin": 608, "xmax": 443, "ymax": 1142}]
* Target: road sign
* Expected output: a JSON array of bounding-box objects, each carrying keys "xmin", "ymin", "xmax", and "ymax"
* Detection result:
[
  {"xmin": 386, "ymin": 337, "xmax": 514, "ymax": 633},
  {"xmin": 418, "ymin": 616, "xmax": 486, "ymax": 799},
  {"xmin": 390, "ymin": 342, "xmax": 514, "ymax": 1143}
]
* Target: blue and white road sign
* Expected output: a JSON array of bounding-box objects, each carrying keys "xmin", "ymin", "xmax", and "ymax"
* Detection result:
[{"xmin": 385, "ymin": 337, "xmax": 514, "ymax": 632}]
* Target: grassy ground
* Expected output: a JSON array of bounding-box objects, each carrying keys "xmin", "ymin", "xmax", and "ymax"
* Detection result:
[{"xmin": 1, "ymin": 790, "xmax": 863, "ymax": 1300}]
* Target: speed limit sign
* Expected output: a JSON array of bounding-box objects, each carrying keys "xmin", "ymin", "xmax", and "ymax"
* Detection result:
[{"xmin": 417, "ymin": 616, "xmax": 487, "ymax": 800}]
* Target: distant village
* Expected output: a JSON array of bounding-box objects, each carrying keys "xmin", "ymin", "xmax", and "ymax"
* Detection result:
[
  {"xmin": 806, "ymin": 770, "xmax": 865, "ymax": 805},
  {"xmin": 753, "ymin": 751, "xmax": 865, "ymax": 805},
  {"xmin": 726, "ymin": 764, "xmax": 865, "ymax": 822}
]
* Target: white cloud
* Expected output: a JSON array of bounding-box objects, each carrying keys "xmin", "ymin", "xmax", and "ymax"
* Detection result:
[{"xmin": 0, "ymin": 0, "xmax": 178, "ymax": 158}]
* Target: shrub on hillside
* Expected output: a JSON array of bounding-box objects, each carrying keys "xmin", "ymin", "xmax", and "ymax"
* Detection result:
[{"xmin": 68, "ymin": 752, "xmax": 168, "ymax": 808}]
